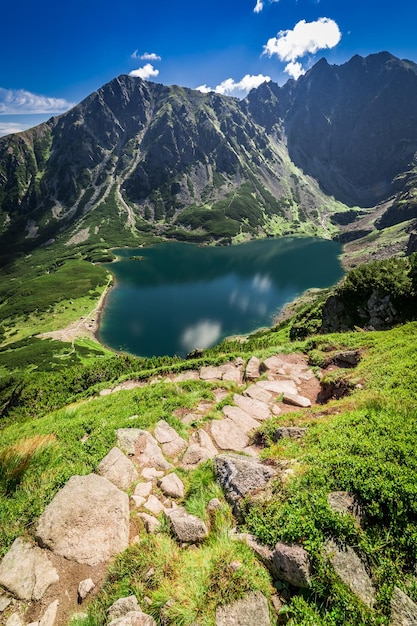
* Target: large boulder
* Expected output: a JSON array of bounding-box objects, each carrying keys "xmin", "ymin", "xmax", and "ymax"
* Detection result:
[
  {"xmin": 97, "ymin": 447, "xmax": 139, "ymax": 490},
  {"xmin": 0, "ymin": 537, "xmax": 59, "ymax": 601},
  {"xmin": 215, "ymin": 591, "xmax": 270, "ymax": 625},
  {"xmin": 325, "ymin": 539, "xmax": 376, "ymax": 608},
  {"xmin": 214, "ymin": 454, "xmax": 276, "ymax": 511},
  {"xmin": 36, "ymin": 474, "xmax": 130, "ymax": 566}
]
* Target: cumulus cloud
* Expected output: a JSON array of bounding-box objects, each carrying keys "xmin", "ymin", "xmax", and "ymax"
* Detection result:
[
  {"xmin": 129, "ymin": 63, "xmax": 160, "ymax": 79},
  {"xmin": 263, "ymin": 17, "xmax": 341, "ymax": 78},
  {"xmin": 0, "ymin": 87, "xmax": 75, "ymax": 115},
  {"xmin": 196, "ymin": 73, "xmax": 270, "ymax": 97},
  {"xmin": 131, "ymin": 50, "xmax": 161, "ymax": 61}
]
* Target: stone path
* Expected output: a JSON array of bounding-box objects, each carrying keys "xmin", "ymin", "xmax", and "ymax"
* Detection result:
[{"xmin": 0, "ymin": 352, "xmax": 321, "ymax": 626}]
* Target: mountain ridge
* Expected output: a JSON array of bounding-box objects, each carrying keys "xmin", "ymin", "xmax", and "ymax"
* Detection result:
[{"xmin": 1, "ymin": 51, "xmax": 417, "ymax": 262}]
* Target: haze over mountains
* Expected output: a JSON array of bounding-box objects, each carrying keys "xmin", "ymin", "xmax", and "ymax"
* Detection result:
[{"xmin": 1, "ymin": 51, "xmax": 417, "ymax": 260}]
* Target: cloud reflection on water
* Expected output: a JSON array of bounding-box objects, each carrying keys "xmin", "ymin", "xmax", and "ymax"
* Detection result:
[{"xmin": 180, "ymin": 320, "xmax": 222, "ymax": 352}]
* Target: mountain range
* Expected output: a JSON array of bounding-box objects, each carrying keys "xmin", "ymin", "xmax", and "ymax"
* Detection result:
[{"xmin": 1, "ymin": 51, "xmax": 417, "ymax": 263}]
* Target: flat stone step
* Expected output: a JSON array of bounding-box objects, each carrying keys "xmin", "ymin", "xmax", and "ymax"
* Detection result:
[
  {"xmin": 222, "ymin": 406, "xmax": 261, "ymax": 434},
  {"xmin": 283, "ymin": 392, "xmax": 312, "ymax": 408},
  {"xmin": 233, "ymin": 394, "xmax": 271, "ymax": 421},
  {"xmin": 256, "ymin": 379, "xmax": 298, "ymax": 396},
  {"xmin": 210, "ymin": 419, "xmax": 249, "ymax": 451},
  {"xmin": 243, "ymin": 385, "xmax": 273, "ymax": 405}
]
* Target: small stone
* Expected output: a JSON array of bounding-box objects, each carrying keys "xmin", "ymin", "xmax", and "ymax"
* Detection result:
[
  {"xmin": 165, "ymin": 508, "xmax": 208, "ymax": 543},
  {"xmin": 207, "ymin": 498, "xmax": 222, "ymax": 512},
  {"xmin": 245, "ymin": 356, "xmax": 261, "ymax": 381},
  {"xmin": 6, "ymin": 614, "xmax": 24, "ymax": 626},
  {"xmin": 181, "ymin": 444, "xmax": 212, "ymax": 467},
  {"xmin": 117, "ymin": 429, "xmax": 172, "ymax": 471},
  {"xmin": 131, "ymin": 495, "xmax": 146, "ymax": 508},
  {"xmin": 134, "ymin": 482, "xmax": 153, "ymax": 498},
  {"xmin": 78, "ymin": 578, "xmax": 95, "ymax": 601},
  {"xmin": 271, "ymin": 542, "xmax": 311, "ymax": 588},
  {"xmin": 0, "ymin": 594, "xmax": 12, "ymax": 613},
  {"xmin": 107, "ymin": 596, "xmax": 140, "ymax": 622},
  {"xmin": 39, "ymin": 600, "xmax": 59, "ymax": 626},
  {"xmin": 141, "ymin": 468, "xmax": 164, "ymax": 480},
  {"xmin": 272, "ymin": 427, "xmax": 307, "ymax": 441},
  {"xmin": 158, "ymin": 473, "xmax": 185, "ymax": 498},
  {"xmin": 328, "ymin": 491, "xmax": 364, "ymax": 525},
  {"xmin": 137, "ymin": 513, "xmax": 161, "ymax": 533},
  {"xmin": 97, "ymin": 447, "xmax": 138, "ymax": 490},
  {"xmin": 144, "ymin": 495, "xmax": 165, "ymax": 516},
  {"xmin": 283, "ymin": 393, "xmax": 312, "ymax": 408}
]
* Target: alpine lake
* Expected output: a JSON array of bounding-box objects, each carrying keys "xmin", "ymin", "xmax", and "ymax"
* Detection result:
[{"xmin": 98, "ymin": 238, "xmax": 344, "ymax": 357}]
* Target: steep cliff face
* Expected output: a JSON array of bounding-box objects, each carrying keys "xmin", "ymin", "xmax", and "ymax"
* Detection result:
[{"xmin": 2, "ymin": 52, "xmax": 417, "ymax": 259}]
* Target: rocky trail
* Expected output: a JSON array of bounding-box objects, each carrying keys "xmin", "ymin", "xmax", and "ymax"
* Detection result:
[{"xmin": 0, "ymin": 353, "xmax": 414, "ymax": 626}]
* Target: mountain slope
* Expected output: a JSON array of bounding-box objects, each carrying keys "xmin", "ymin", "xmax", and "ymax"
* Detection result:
[{"xmin": 2, "ymin": 52, "xmax": 417, "ymax": 261}]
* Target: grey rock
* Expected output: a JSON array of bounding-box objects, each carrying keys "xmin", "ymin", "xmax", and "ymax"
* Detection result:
[
  {"xmin": 328, "ymin": 491, "xmax": 364, "ymax": 525},
  {"xmin": 158, "ymin": 473, "xmax": 185, "ymax": 498},
  {"xmin": 332, "ymin": 350, "xmax": 361, "ymax": 368},
  {"xmin": 391, "ymin": 586, "xmax": 417, "ymax": 626},
  {"xmin": 271, "ymin": 427, "xmax": 307, "ymax": 441},
  {"xmin": 271, "ymin": 542, "xmax": 311, "ymax": 588},
  {"xmin": 5, "ymin": 614, "xmax": 24, "ymax": 626},
  {"xmin": 256, "ymin": 380, "xmax": 298, "ymax": 396},
  {"xmin": 78, "ymin": 578, "xmax": 95, "ymax": 601},
  {"xmin": 215, "ymin": 591, "xmax": 270, "ymax": 625},
  {"xmin": 143, "ymin": 495, "xmax": 165, "ymax": 516},
  {"xmin": 39, "ymin": 600, "xmax": 59, "ymax": 626},
  {"xmin": 214, "ymin": 454, "xmax": 276, "ymax": 508},
  {"xmin": 116, "ymin": 429, "xmax": 172, "ymax": 470},
  {"xmin": 243, "ymin": 384, "xmax": 273, "ymax": 405},
  {"xmin": 97, "ymin": 447, "xmax": 138, "ymax": 490},
  {"xmin": 222, "ymin": 405, "xmax": 261, "ymax": 434},
  {"xmin": 0, "ymin": 593, "xmax": 12, "ymax": 613},
  {"xmin": 154, "ymin": 421, "xmax": 187, "ymax": 458},
  {"xmin": 200, "ymin": 366, "xmax": 224, "ymax": 380},
  {"xmin": 245, "ymin": 356, "xmax": 261, "ymax": 381},
  {"xmin": 207, "ymin": 498, "xmax": 222, "ymax": 512},
  {"xmin": 36, "ymin": 474, "xmax": 129, "ymax": 566},
  {"xmin": 137, "ymin": 513, "xmax": 161, "ymax": 533},
  {"xmin": 0, "ymin": 537, "xmax": 59, "ymax": 601},
  {"xmin": 131, "ymin": 495, "xmax": 146, "ymax": 508},
  {"xmin": 134, "ymin": 482, "xmax": 153, "ymax": 498},
  {"xmin": 181, "ymin": 443, "xmax": 212, "ymax": 467},
  {"xmin": 233, "ymin": 394, "xmax": 271, "ymax": 422},
  {"xmin": 261, "ymin": 355, "xmax": 285, "ymax": 373},
  {"xmin": 165, "ymin": 508, "xmax": 208, "ymax": 543},
  {"xmin": 210, "ymin": 419, "xmax": 249, "ymax": 451},
  {"xmin": 283, "ymin": 393, "xmax": 312, "ymax": 408},
  {"xmin": 141, "ymin": 468, "xmax": 164, "ymax": 480},
  {"xmin": 109, "ymin": 611, "xmax": 156, "ymax": 626},
  {"xmin": 222, "ymin": 367, "xmax": 242, "ymax": 383},
  {"xmin": 107, "ymin": 596, "xmax": 140, "ymax": 621},
  {"xmin": 325, "ymin": 539, "xmax": 376, "ymax": 607}
]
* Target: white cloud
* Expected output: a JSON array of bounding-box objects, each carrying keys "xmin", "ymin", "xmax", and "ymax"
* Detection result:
[
  {"xmin": 131, "ymin": 50, "xmax": 161, "ymax": 61},
  {"xmin": 284, "ymin": 60, "xmax": 306, "ymax": 80},
  {"xmin": 129, "ymin": 64, "xmax": 160, "ymax": 79},
  {"xmin": 180, "ymin": 320, "xmax": 222, "ymax": 351},
  {"xmin": 254, "ymin": 0, "xmax": 279, "ymax": 12},
  {"xmin": 263, "ymin": 17, "xmax": 341, "ymax": 77},
  {"xmin": 0, "ymin": 88, "xmax": 75, "ymax": 115},
  {"xmin": 254, "ymin": 0, "xmax": 264, "ymax": 13},
  {"xmin": 0, "ymin": 122, "xmax": 34, "ymax": 137},
  {"xmin": 196, "ymin": 74, "xmax": 271, "ymax": 97}
]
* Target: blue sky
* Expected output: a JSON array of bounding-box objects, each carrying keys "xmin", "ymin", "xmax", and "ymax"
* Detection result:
[{"xmin": 1, "ymin": 0, "xmax": 417, "ymax": 136}]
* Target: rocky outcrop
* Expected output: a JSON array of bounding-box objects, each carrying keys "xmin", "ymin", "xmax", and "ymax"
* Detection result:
[
  {"xmin": 35, "ymin": 474, "xmax": 130, "ymax": 566},
  {"xmin": 390, "ymin": 586, "xmax": 417, "ymax": 626}
]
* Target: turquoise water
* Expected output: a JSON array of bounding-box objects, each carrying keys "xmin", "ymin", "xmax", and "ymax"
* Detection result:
[{"xmin": 99, "ymin": 238, "xmax": 343, "ymax": 357}]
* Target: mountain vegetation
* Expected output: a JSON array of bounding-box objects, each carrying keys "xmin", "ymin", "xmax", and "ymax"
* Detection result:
[{"xmin": 1, "ymin": 51, "xmax": 417, "ymax": 625}]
